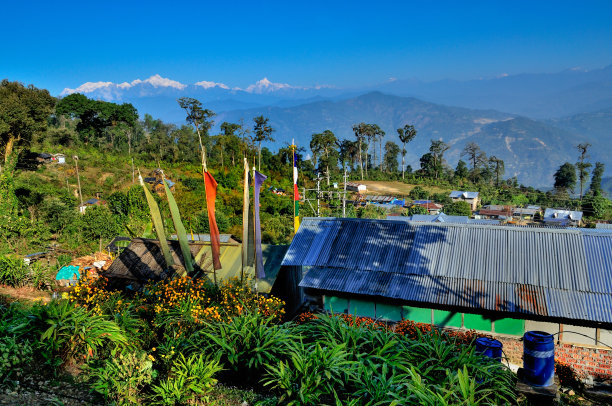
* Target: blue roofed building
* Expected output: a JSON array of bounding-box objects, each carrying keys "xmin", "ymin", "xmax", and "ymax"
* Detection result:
[
  {"xmin": 543, "ymin": 208, "xmax": 583, "ymax": 227},
  {"xmin": 282, "ymin": 217, "xmax": 612, "ymax": 379}
]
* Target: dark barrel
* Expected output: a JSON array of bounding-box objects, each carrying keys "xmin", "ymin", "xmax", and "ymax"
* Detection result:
[
  {"xmin": 475, "ymin": 337, "xmax": 503, "ymax": 361},
  {"xmin": 523, "ymin": 331, "xmax": 555, "ymax": 387}
]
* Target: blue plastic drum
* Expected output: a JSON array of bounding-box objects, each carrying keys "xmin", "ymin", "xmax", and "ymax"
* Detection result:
[
  {"xmin": 475, "ymin": 337, "xmax": 503, "ymax": 361},
  {"xmin": 523, "ymin": 331, "xmax": 555, "ymax": 387}
]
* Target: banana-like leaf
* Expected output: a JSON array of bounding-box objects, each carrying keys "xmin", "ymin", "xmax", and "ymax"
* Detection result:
[
  {"xmin": 162, "ymin": 172, "xmax": 193, "ymax": 276},
  {"xmin": 141, "ymin": 222, "xmax": 156, "ymax": 239},
  {"xmin": 138, "ymin": 171, "xmax": 174, "ymax": 269}
]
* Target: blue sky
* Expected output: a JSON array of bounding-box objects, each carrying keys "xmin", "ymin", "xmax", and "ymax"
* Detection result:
[{"xmin": 2, "ymin": 0, "xmax": 612, "ymax": 95}]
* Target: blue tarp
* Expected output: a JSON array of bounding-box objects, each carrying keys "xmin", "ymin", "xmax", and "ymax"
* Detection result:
[{"xmin": 56, "ymin": 265, "xmax": 80, "ymax": 280}]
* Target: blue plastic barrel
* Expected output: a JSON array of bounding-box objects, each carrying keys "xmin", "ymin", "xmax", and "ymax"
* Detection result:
[
  {"xmin": 475, "ymin": 337, "xmax": 503, "ymax": 361},
  {"xmin": 523, "ymin": 331, "xmax": 555, "ymax": 387}
]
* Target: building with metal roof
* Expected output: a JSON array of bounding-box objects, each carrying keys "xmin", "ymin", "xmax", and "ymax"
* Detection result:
[
  {"xmin": 596, "ymin": 223, "xmax": 612, "ymax": 229},
  {"xmin": 392, "ymin": 213, "xmax": 500, "ymax": 225},
  {"xmin": 449, "ymin": 191, "xmax": 480, "ymax": 211},
  {"xmin": 543, "ymin": 208, "xmax": 583, "ymax": 227},
  {"xmin": 283, "ymin": 217, "xmax": 612, "ymax": 330}
]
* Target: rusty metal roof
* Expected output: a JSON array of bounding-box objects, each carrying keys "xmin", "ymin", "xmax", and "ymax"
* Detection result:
[{"xmin": 286, "ymin": 217, "xmax": 612, "ymax": 324}]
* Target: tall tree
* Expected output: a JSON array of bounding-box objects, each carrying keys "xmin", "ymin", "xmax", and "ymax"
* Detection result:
[
  {"xmin": 310, "ymin": 130, "xmax": 338, "ymax": 185},
  {"xmin": 576, "ymin": 142, "xmax": 592, "ymax": 202},
  {"xmin": 488, "ymin": 156, "xmax": 505, "ymax": 186},
  {"xmin": 219, "ymin": 122, "xmax": 242, "ymax": 167},
  {"xmin": 454, "ymin": 160, "xmax": 469, "ymax": 180},
  {"xmin": 462, "ymin": 142, "xmax": 487, "ymax": 182},
  {"xmin": 383, "ymin": 141, "xmax": 400, "ymax": 173},
  {"xmin": 554, "ymin": 162, "xmax": 577, "ymax": 195},
  {"xmin": 177, "ymin": 97, "xmax": 215, "ymax": 167},
  {"xmin": 397, "ymin": 124, "xmax": 417, "ymax": 180},
  {"xmin": 0, "ymin": 80, "xmax": 55, "ymax": 164},
  {"xmin": 352, "ymin": 123, "xmax": 368, "ymax": 180},
  {"xmin": 252, "ymin": 115, "xmax": 274, "ymax": 170},
  {"xmin": 338, "ymin": 139, "xmax": 359, "ymax": 174},
  {"xmin": 589, "ymin": 162, "xmax": 605, "ymax": 195},
  {"xmin": 429, "ymin": 140, "xmax": 449, "ymax": 179}
]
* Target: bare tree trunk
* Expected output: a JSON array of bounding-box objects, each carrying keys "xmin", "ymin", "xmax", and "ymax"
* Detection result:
[
  {"xmin": 402, "ymin": 145, "xmax": 405, "ymax": 180},
  {"xmin": 358, "ymin": 139, "xmax": 364, "ymax": 180}
]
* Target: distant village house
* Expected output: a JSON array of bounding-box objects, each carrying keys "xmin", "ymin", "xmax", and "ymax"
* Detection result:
[{"xmin": 449, "ymin": 190, "xmax": 480, "ymax": 211}]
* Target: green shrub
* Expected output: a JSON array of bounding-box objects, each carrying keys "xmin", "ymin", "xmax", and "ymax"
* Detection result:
[
  {"xmin": 0, "ymin": 255, "xmax": 52, "ymax": 289},
  {"xmin": 263, "ymin": 341, "xmax": 354, "ymax": 405},
  {"xmin": 149, "ymin": 353, "xmax": 222, "ymax": 405},
  {"xmin": 0, "ymin": 336, "xmax": 33, "ymax": 382},
  {"xmin": 195, "ymin": 312, "xmax": 295, "ymax": 384},
  {"xmin": 0, "ymin": 255, "xmax": 29, "ymax": 287},
  {"xmin": 31, "ymin": 300, "xmax": 128, "ymax": 365},
  {"xmin": 87, "ymin": 349, "xmax": 155, "ymax": 405}
]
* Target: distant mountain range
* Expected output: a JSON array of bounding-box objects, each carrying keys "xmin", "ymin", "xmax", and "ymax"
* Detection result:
[
  {"xmin": 217, "ymin": 92, "xmax": 578, "ymax": 188},
  {"xmin": 61, "ymin": 64, "xmax": 612, "ymax": 120},
  {"xmin": 57, "ymin": 65, "xmax": 612, "ymax": 188}
]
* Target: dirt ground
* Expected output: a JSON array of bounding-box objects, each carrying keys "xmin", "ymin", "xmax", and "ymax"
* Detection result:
[
  {"xmin": 0, "ymin": 286, "xmax": 51, "ymax": 303},
  {"xmin": 360, "ymin": 180, "xmax": 448, "ymax": 196}
]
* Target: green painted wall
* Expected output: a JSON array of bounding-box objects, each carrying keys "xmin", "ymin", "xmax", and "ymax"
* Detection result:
[
  {"xmin": 350, "ymin": 299, "xmax": 376, "ymax": 319},
  {"xmin": 376, "ymin": 303, "xmax": 402, "ymax": 321},
  {"xmin": 321, "ymin": 296, "xmax": 524, "ymax": 337},
  {"xmin": 402, "ymin": 306, "xmax": 432, "ymax": 324},
  {"xmin": 434, "ymin": 310, "xmax": 462, "ymax": 328},
  {"xmin": 494, "ymin": 318, "xmax": 525, "ymax": 336},
  {"xmin": 464, "ymin": 313, "xmax": 492, "ymax": 332},
  {"xmin": 324, "ymin": 295, "xmax": 348, "ymax": 314}
]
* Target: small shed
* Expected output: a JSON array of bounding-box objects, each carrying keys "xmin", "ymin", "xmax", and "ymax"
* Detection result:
[
  {"xmin": 105, "ymin": 238, "xmax": 302, "ymax": 315},
  {"xmin": 345, "ymin": 182, "xmax": 367, "ymax": 193},
  {"xmin": 52, "ymin": 153, "xmax": 66, "ymax": 164}
]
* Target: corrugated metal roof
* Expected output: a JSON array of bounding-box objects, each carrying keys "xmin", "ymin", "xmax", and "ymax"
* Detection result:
[
  {"xmin": 450, "ymin": 191, "xmax": 479, "ymax": 199},
  {"xmin": 596, "ymin": 223, "xmax": 612, "ymax": 229},
  {"xmin": 169, "ymin": 234, "xmax": 234, "ymax": 243},
  {"xmin": 286, "ymin": 217, "xmax": 612, "ymax": 324},
  {"xmin": 544, "ymin": 208, "xmax": 583, "ymax": 221}
]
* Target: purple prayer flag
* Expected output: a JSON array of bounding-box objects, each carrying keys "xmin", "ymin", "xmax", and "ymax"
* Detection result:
[{"xmin": 254, "ymin": 170, "xmax": 267, "ymax": 278}]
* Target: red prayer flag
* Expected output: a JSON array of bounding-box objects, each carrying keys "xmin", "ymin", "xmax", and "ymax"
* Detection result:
[{"xmin": 204, "ymin": 171, "xmax": 222, "ymax": 270}]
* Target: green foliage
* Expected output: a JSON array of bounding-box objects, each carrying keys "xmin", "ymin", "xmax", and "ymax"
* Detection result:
[
  {"xmin": 195, "ymin": 312, "xmax": 295, "ymax": 384},
  {"xmin": 149, "ymin": 353, "xmax": 222, "ymax": 405},
  {"xmin": 263, "ymin": 341, "xmax": 354, "ymax": 405},
  {"xmin": 444, "ymin": 201, "xmax": 472, "ymax": 216},
  {"xmin": 554, "ymin": 162, "xmax": 577, "ymax": 194},
  {"xmin": 406, "ymin": 205, "xmax": 429, "ymax": 216},
  {"xmin": 80, "ymin": 205, "xmax": 122, "ymax": 241},
  {"xmin": 0, "ymin": 255, "xmax": 51, "ymax": 289},
  {"xmin": 0, "ymin": 79, "xmax": 56, "ymax": 161},
  {"xmin": 87, "ymin": 349, "xmax": 154, "ymax": 405},
  {"xmin": 409, "ymin": 186, "xmax": 429, "ymax": 200},
  {"xmin": 163, "ymin": 174, "xmax": 192, "ymax": 275},
  {"xmin": 357, "ymin": 205, "xmax": 387, "ymax": 219},
  {"xmin": 190, "ymin": 209, "xmax": 230, "ymax": 233},
  {"xmin": 0, "ymin": 336, "xmax": 33, "ymax": 382},
  {"xmin": 31, "ymin": 300, "xmax": 128, "ymax": 365}
]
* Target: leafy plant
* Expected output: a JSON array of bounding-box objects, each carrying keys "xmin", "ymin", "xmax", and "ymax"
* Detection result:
[
  {"xmin": 263, "ymin": 341, "xmax": 355, "ymax": 405},
  {"xmin": 196, "ymin": 312, "xmax": 295, "ymax": 384},
  {"xmin": 149, "ymin": 353, "xmax": 222, "ymax": 405},
  {"xmin": 31, "ymin": 299, "xmax": 128, "ymax": 365},
  {"xmin": 87, "ymin": 349, "xmax": 155, "ymax": 405},
  {"xmin": 0, "ymin": 336, "xmax": 33, "ymax": 383}
]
